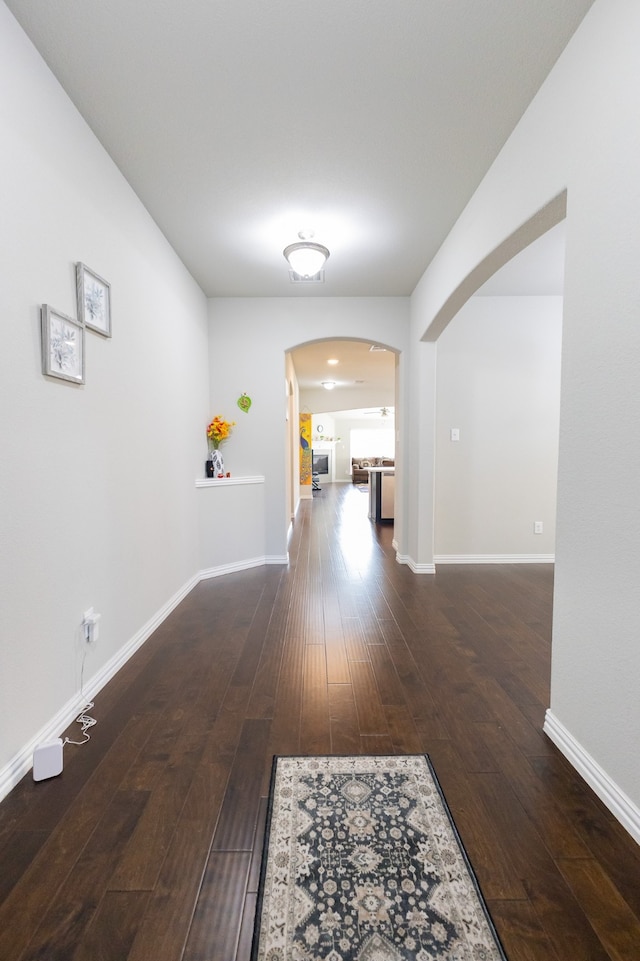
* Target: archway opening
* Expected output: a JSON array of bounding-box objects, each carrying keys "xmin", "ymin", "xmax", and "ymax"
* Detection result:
[{"xmin": 286, "ymin": 338, "xmax": 398, "ymax": 516}]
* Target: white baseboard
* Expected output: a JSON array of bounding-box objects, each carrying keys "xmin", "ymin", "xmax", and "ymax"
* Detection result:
[
  {"xmin": 395, "ymin": 553, "xmax": 436, "ymax": 574},
  {"xmin": 394, "ymin": 551, "xmax": 553, "ymax": 572},
  {"xmin": 0, "ymin": 689, "xmax": 85, "ymax": 804},
  {"xmin": 392, "ymin": 551, "xmax": 553, "ymax": 571},
  {"xmin": 199, "ymin": 556, "xmax": 267, "ymax": 579},
  {"xmin": 0, "ymin": 550, "xmax": 291, "ymax": 803},
  {"xmin": 434, "ymin": 553, "xmax": 555, "ymax": 564},
  {"xmin": 544, "ymin": 710, "xmax": 640, "ymax": 846},
  {"xmin": 0, "ymin": 572, "xmax": 199, "ymax": 803}
]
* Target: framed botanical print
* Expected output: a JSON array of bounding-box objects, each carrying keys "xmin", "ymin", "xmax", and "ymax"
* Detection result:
[
  {"xmin": 41, "ymin": 305, "xmax": 85, "ymax": 384},
  {"xmin": 76, "ymin": 262, "xmax": 111, "ymax": 337}
]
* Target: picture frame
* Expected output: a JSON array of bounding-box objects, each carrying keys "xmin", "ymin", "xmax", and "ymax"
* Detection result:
[
  {"xmin": 76, "ymin": 262, "xmax": 111, "ymax": 337},
  {"xmin": 41, "ymin": 305, "xmax": 85, "ymax": 384}
]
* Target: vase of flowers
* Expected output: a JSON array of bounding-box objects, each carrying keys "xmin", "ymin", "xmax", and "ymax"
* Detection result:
[{"xmin": 206, "ymin": 415, "xmax": 235, "ymax": 477}]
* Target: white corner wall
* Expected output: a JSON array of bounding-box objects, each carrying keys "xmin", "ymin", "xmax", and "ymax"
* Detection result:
[
  {"xmin": 435, "ymin": 296, "xmax": 562, "ymax": 560},
  {"xmin": 411, "ymin": 0, "xmax": 640, "ymax": 829},
  {"xmin": 0, "ymin": 6, "xmax": 209, "ymax": 792}
]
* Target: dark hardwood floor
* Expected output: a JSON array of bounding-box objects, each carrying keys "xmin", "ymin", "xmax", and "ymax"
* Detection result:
[{"xmin": 1, "ymin": 482, "xmax": 639, "ymax": 960}]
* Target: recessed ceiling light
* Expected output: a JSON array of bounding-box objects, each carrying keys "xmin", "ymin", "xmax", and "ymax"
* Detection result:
[{"xmin": 327, "ymin": 358, "xmax": 339, "ymax": 366}]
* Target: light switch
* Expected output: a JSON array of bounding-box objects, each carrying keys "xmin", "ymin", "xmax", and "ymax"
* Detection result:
[{"xmin": 450, "ymin": 428, "xmax": 460, "ymax": 442}]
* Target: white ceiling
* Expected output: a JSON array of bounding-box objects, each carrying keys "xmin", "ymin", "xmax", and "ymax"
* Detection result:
[
  {"xmin": 6, "ymin": 0, "xmax": 592, "ymax": 298},
  {"xmin": 291, "ymin": 340, "xmax": 395, "ymax": 392}
]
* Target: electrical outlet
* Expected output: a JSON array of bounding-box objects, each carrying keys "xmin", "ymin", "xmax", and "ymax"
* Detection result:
[
  {"xmin": 534, "ymin": 521, "xmax": 543, "ymax": 534},
  {"xmin": 83, "ymin": 608, "xmax": 101, "ymax": 643}
]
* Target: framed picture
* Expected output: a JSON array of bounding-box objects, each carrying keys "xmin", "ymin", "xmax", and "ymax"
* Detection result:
[
  {"xmin": 41, "ymin": 305, "xmax": 85, "ymax": 384},
  {"xmin": 76, "ymin": 262, "xmax": 111, "ymax": 337}
]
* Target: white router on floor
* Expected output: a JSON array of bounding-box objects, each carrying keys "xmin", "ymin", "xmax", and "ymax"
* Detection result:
[{"xmin": 33, "ymin": 738, "xmax": 64, "ymax": 781}]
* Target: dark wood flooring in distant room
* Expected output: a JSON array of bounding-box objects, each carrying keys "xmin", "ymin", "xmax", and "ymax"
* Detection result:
[{"xmin": 1, "ymin": 483, "xmax": 639, "ymax": 961}]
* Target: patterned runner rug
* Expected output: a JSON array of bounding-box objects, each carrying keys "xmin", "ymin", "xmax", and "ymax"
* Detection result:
[{"xmin": 251, "ymin": 755, "xmax": 508, "ymax": 960}]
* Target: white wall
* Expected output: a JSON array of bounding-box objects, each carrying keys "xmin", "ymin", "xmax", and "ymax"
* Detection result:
[
  {"xmin": 0, "ymin": 6, "xmax": 209, "ymax": 787},
  {"xmin": 197, "ymin": 481, "xmax": 266, "ymax": 571},
  {"xmin": 285, "ymin": 352, "xmax": 299, "ymax": 520},
  {"xmin": 207, "ymin": 297, "xmax": 410, "ymax": 559},
  {"xmin": 412, "ymin": 0, "xmax": 640, "ymax": 825},
  {"xmin": 435, "ymin": 296, "xmax": 562, "ymax": 559},
  {"xmin": 301, "ymin": 382, "xmax": 396, "ymax": 414}
]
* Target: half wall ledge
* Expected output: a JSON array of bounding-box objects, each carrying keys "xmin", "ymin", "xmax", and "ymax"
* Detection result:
[
  {"xmin": 196, "ymin": 474, "xmax": 267, "ymax": 572},
  {"xmin": 195, "ymin": 475, "xmax": 265, "ymax": 487}
]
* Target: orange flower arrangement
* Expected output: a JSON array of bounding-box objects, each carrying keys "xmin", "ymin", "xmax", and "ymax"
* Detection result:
[{"xmin": 206, "ymin": 415, "xmax": 235, "ymax": 449}]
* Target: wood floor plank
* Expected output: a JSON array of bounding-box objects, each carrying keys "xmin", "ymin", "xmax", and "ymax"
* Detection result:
[
  {"xmin": 237, "ymin": 892, "xmax": 258, "ymax": 960},
  {"xmin": 486, "ymin": 899, "xmax": 563, "ymax": 961},
  {"xmin": 383, "ymin": 704, "xmax": 424, "ymax": 754},
  {"xmin": 245, "ymin": 577, "xmax": 291, "ymax": 720},
  {"xmin": 328, "ymin": 682, "xmax": 362, "ymax": 756},
  {"xmin": 300, "ymin": 644, "xmax": 331, "ymax": 755},
  {"xmin": 18, "ymin": 789, "xmax": 149, "ymax": 961},
  {"xmin": 108, "ymin": 734, "xmax": 204, "ymax": 891},
  {"xmin": 126, "ymin": 759, "xmax": 232, "ymax": 961},
  {"xmin": 348, "ymin": 659, "xmax": 389, "ymax": 737},
  {"xmin": 70, "ymin": 891, "xmax": 151, "ymax": 961},
  {"xmin": 359, "ymin": 734, "xmax": 395, "ymax": 754},
  {"xmin": 377, "ymin": 627, "xmax": 446, "ymax": 728},
  {"xmin": 476, "ymin": 721, "xmax": 593, "ymax": 860},
  {"xmin": 182, "ymin": 852, "xmax": 251, "ymax": 961},
  {"xmin": 211, "ymin": 719, "xmax": 271, "ymax": 851},
  {"xmin": 322, "ymin": 577, "xmax": 351, "ymax": 683},
  {"xmin": 457, "ymin": 773, "xmax": 530, "ymax": 902},
  {"xmin": 342, "ymin": 616, "xmax": 371, "ymax": 662},
  {"xmin": 200, "ymin": 683, "xmax": 252, "ymax": 762},
  {"xmin": 368, "ymin": 642, "xmax": 408, "ymax": 707},
  {"xmin": 247, "ymin": 796, "xmax": 269, "ymax": 895},
  {"xmin": 325, "ymin": 628, "xmax": 352, "ymax": 684},
  {"xmin": 556, "ymin": 858, "xmax": 640, "ymax": 961},
  {"xmin": 0, "ymin": 830, "xmax": 47, "ymax": 905},
  {"xmin": 265, "ymin": 633, "xmax": 305, "ymax": 766},
  {"xmin": 426, "ymin": 741, "xmax": 527, "ymax": 902}
]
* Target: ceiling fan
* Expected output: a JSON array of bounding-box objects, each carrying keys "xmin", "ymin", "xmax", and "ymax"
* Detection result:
[{"xmin": 364, "ymin": 407, "xmax": 391, "ymax": 417}]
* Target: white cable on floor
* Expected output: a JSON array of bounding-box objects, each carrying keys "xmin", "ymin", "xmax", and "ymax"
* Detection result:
[{"xmin": 63, "ymin": 643, "xmax": 97, "ymax": 746}]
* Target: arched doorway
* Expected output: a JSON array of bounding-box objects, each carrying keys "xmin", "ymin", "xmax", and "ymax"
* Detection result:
[
  {"xmin": 286, "ymin": 338, "xmax": 398, "ymax": 519},
  {"xmin": 433, "ymin": 220, "xmax": 565, "ymax": 562}
]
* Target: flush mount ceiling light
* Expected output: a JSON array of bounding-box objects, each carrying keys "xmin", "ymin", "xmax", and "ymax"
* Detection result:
[
  {"xmin": 321, "ymin": 381, "xmax": 336, "ymax": 390},
  {"xmin": 283, "ymin": 231, "xmax": 330, "ymax": 279}
]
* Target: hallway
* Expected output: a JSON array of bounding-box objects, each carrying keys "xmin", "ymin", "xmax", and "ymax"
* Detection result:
[{"xmin": 1, "ymin": 483, "xmax": 639, "ymax": 960}]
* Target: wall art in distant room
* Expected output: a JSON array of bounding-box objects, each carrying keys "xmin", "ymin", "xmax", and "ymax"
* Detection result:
[{"xmin": 299, "ymin": 413, "xmax": 312, "ymax": 486}]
